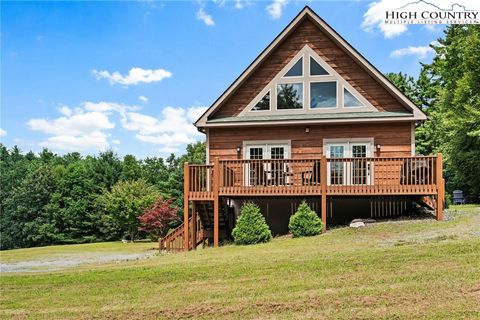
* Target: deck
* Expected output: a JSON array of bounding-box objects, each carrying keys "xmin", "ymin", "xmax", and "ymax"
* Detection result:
[
  {"xmin": 167, "ymin": 154, "xmax": 445, "ymax": 252},
  {"xmin": 187, "ymin": 155, "xmax": 443, "ymax": 198}
]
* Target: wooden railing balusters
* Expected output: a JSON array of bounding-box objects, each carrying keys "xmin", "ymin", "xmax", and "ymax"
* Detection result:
[{"xmin": 184, "ymin": 155, "xmax": 441, "ymax": 205}]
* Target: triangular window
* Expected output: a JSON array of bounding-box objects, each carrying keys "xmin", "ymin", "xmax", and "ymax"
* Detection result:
[
  {"xmin": 284, "ymin": 58, "xmax": 303, "ymax": 77},
  {"xmin": 310, "ymin": 57, "xmax": 328, "ymax": 76},
  {"xmin": 242, "ymin": 45, "xmax": 376, "ymax": 115},
  {"xmin": 343, "ymin": 88, "xmax": 364, "ymax": 107},
  {"xmin": 251, "ymin": 91, "xmax": 270, "ymax": 111}
]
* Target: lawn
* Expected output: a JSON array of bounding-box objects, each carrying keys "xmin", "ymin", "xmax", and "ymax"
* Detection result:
[{"xmin": 1, "ymin": 205, "xmax": 479, "ymax": 319}]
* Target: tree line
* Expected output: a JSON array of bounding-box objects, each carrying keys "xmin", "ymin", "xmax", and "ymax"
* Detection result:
[
  {"xmin": 386, "ymin": 25, "xmax": 480, "ymax": 199},
  {"xmin": 0, "ymin": 142, "xmax": 206, "ymax": 250}
]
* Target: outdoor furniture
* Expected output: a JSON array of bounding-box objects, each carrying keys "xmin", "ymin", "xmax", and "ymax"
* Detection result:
[
  {"xmin": 267, "ymin": 162, "xmax": 293, "ymax": 186},
  {"xmin": 453, "ymin": 190, "xmax": 465, "ymax": 205},
  {"xmin": 401, "ymin": 158, "xmax": 431, "ymax": 185},
  {"xmin": 302, "ymin": 161, "xmax": 321, "ymax": 185}
]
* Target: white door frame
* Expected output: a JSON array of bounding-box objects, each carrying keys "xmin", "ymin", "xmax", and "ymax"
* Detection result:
[
  {"xmin": 243, "ymin": 140, "xmax": 291, "ymax": 186},
  {"xmin": 324, "ymin": 138, "xmax": 374, "ymax": 186}
]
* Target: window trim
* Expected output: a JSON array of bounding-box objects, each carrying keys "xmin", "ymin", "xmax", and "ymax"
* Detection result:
[
  {"xmin": 243, "ymin": 140, "xmax": 291, "ymax": 160},
  {"xmin": 322, "ymin": 138, "xmax": 374, "ymax": 157}
]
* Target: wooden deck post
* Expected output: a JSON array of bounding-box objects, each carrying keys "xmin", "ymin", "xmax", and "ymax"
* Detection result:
[
  {"xmin": 213, "ymin": 157, "xmax": 220, "ymax": 247},
  {"xmin": 320, "ymin": 155, "xmax": 327, "ymax": 231},
  {"xmin": 436, "ymin": 153, "xmax": 444, "ymax": 221},
  {"xmin": 183, "ymin": 162, "xmax": 190, "ymax": 251},
  {"xmin": 191, "ymin": 201, "xmax": 197, "ymax": 250},
  {"xmin": 158, "ymin": 238, "xmax": 163, "ymax": 254}
]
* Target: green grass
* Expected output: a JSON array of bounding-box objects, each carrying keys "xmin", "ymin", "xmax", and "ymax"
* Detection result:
[{"xmin": 1, "ymin": 206, "xmax": 480, "ymax": 319}]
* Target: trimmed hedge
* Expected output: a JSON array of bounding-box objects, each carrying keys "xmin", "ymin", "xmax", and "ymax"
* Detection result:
[
  {"xmin": 288, "ymin": 201, "xmax": 323, "ymax": 237},
  {"xmin": 232, "ymin": 202, "xmax": 272, "ymax": 245}
]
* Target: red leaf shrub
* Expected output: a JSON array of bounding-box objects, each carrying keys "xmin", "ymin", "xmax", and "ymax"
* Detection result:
[{"xmin": 138, "ymin": 197, "xmax": 179, "ymax": 238}]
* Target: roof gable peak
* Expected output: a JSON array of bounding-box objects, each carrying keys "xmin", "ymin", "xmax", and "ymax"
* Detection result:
[{"xmin": 195, "ymin": 6, "xmax": 426, "ymax": 128}]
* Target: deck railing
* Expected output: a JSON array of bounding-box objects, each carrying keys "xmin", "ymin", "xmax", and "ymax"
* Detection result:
[
  {"xmin": 187, "ymin": 164, "xmax": 214, "ymax": 200},
  {"xmin": 219, "ymin": 159, "xmax": 323, "ymax": 195},
  {"xmin": 185, "ymin": 155, "xmax": 441, "ymax": 198},
  {"xmin": 159, "ymin": 215, "xmax": 203, "ymax": 253},
  {"xmin": 326, "ymin": 156, "xmax": 438, "ymax": 195}
]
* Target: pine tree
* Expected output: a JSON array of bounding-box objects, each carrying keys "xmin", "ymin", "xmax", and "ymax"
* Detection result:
[{"xmin": 232, "ymin": 202, "xmax": 272, "ymax": 245}]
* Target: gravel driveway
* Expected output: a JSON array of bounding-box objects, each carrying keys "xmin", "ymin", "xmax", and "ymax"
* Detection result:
[{"xmin": 1, "ymin": 252, "xmax": 155, "ymax": 273}]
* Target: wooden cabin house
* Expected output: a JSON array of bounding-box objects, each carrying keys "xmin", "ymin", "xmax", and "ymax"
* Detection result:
[{"xmin": 159, "ymin": 6, "xmax": 444, "ymax": 252}]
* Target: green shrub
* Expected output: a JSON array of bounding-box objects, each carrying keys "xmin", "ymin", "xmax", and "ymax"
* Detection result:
[
  {"xmin": 288, "ymin": 201, "xmax": 323, "ymax": 237},
  {"xmin": 232, "ymin": 202, "xmax": 272, "ymax": 245}
]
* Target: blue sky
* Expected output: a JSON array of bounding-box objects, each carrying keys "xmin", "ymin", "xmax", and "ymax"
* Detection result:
[{"xmin": 1, "ymin": 0, "xmax": 445, "ymax": 158}]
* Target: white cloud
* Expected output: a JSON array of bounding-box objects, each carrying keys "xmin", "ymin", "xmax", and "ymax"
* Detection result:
[
  {"xmin": 196, "ymin": 7, "xmax": 215, "ymax": 26},
  {"xmin": 136, "ymin": 132, "xmax": 194, "ymax": 145},
  {"xmin": 362, "ymin": 0, "xmax": 407, "ymax": 38},
  {"xmin": 423, "ymin": 24, "xmax": 442, "ymax": 32},
  {"xmin": 186, "ymin": 106, "xmax": 207, "ymax": 122},
  {"xmin": 27, "ymin": 111, "xmax": 114, "ymax": 152},
  {"xmin": 122, "ymin": 106, "xmax": 207, "ymax": 153},
  {"xmin": 212, "ymin": 0, "xmax": 247, "ymax": 9},
  {"xmin": 266, "ymin": 0, "xmax": 289, "ymax": 19},
  {"xmin": 139, "ymin": 95, "xmax": 149, "ymax": 103},
  {"xmin": 39, "ymin": 132, "xmax": 110, "ymax": 152},
  {"xmin": 26, "ymin": 100, "xmax": 205, "ymax": 154},
  {"xmin": 26, "ymin": 102, "xmax": 138, "ymax": 152},
  {"xmin": 58, "ymin": 105, "xmax": 72, "ymax": 117},
  {"xmin": 212, "ymin": 0, "xmax": 226, "ymax": 6},
  {"xmin": 82, "ymin": 101, "xmax": 137, "ymax": 115},
  {"xmin": 92, "ymin": 67, "xmax": 172, "ymax": 86},
  {"xmin": 234, "ymin": 0, "xmax": 246, "ymax": 9},
  {"xmin": 121, "ymin": 106, "xmax": 203, "ymax": 137},
  {"xmin": 158, "ymin": 145, "xmax": 180, "ymax": 154},
  {"xmin": 390, "ymin": 43, "xmax": 435, "ymax": 58},
  {"xmin": 27, "ymin": 112, "xmax": 114, "ymax": 136},
  {"xmin": 0, "ymin": 128, "xmax": 6, "ymax": 137}
]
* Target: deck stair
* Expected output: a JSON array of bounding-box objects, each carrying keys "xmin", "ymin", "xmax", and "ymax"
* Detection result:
[
  {"xmin": 159, "ymin": 216, "xmax": 204, "ymax": 253},
  {"xmin": 159, "ymin": 200, "xmax": 229, "ymax": 253},
  {"xmin": 195, "ymin": 200, "xmax": 230, "ymax": 242},
  {"xmin": 417, "ymin": 196, "xmax": 436, "ymax": 211}
]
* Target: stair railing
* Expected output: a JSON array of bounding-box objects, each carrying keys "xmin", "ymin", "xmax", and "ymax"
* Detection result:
[{"xmin": 159, "ymin": 215, "xmax": 203, "ymax": 253}]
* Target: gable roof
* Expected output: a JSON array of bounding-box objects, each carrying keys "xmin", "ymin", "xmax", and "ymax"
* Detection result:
[{"xmin": 195, "ymin": 6, "xmax": 426, "ymax": 129}]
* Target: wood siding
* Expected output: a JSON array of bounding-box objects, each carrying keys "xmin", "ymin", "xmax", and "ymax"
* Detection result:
[
  {"xmin": 209, "ymin": 122, "xmax": 412, "ymax": 160},
  {"xmin": 211, "ymin": 18, "xmax": 408, "ymax": 119}
]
